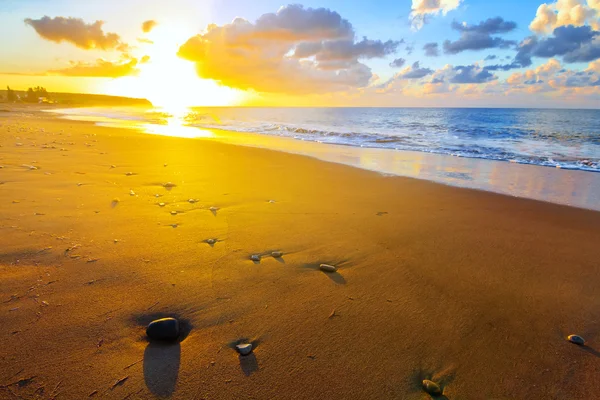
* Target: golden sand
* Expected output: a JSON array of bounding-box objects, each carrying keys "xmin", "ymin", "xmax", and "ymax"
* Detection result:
[{"xmin": 1, "ymin": 110, "xmax": 600, "ymax": 399}]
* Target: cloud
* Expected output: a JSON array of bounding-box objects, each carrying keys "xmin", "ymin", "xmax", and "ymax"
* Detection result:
[
  {"xmin": 516, "ymin": 25, "xmax": 600, "ymax": 66},
  {"xmin": 137, "ymin": 37, "xmax": 154, "ymax": 44},
  {"xmin": 485, "ymin": 54, "xmax": 497, "ymax": 60},
  {"xmin": 484, "ymin": 24, "xmax": 600, "ymax": 71},
  {"xmin": 177, "ymin": 5, "xmax": 400, "ymax": 93},
  {"xmin": 449, "ymin": 64, "xmax": 497, "ymax": 83},
  {"xmin": 443, "ymin": 17, "xmax": 517, "ymax": 54},
  {"xmin": 529, "ymin": 0, "xmax": 600, "ymax": 34},
  {"xmin": 410, "ymin": 0, "xmax": 463, "ymax": 30},
  {"xmin": 506, "ymin": 58, "xmax": 600, "ymax": 95},
  {"xmin": 47, "ymin": 57, "xmax": 140, "ymax": 77},
  {"xmin": 292, "ymin": 37, "xmax": 401, "ymax": 61},
  {"xmin": 24, "ymin": 16, "xmax": 126, "ymax": 51},
  {"xmin": 400, "ymin": 61, "xmax": 434, "ymax": 78},
  {"xmin": 423, "ymin": 42, "xmax": 439, "ymax": 56},
  {"xmin": 142, "ymin": 20, "xmax": 158, "ymax": 33},
  {"xmin": 390, "ymin": 58, "xmax": 407, "ymax": 68}
]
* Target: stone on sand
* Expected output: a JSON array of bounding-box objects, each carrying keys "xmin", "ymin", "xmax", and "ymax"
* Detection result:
[
  {"xmin": 235, "ymin": 343, "xmax": 253, "ymax": 356},
  {"xmin": 159, "ymin": 202, "xmax": 166, "ymax": 207},
  {"xmin": 250, "ymin": 254, "xmax": 261, "ymax": 262},
  {"xmin": 206, "ymin": 238, "xmax": 217, "ymax": 245},
  {"xmin": 271, "ymin": 251, "xmax": 283, "ymax": 258},
  {"xmin": 319, "ymin": 264, "xmax": 337, "ymax": 273},
  {"xmin": 422, "ymin": 380, "xmax": 442, "ymax": 395},
  {"xmin": 146, "ymin": 317, "xmax": 180, "ymax": 341},
  {"xmin": 171, "ymin": 211, "xmax": 178, "ymax": 215},
  {"xmin": 163, "ymin": 182, "xmax": 176, "ymax": 188},
  {"xmin": 568, "ymin": 334, "xmax": 585, "ymax": 345}
]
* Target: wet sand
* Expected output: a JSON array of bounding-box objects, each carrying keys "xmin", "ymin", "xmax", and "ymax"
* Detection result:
[{"xmin": 1, "ymin": 109, "xmax": 600, "ymax": 399}]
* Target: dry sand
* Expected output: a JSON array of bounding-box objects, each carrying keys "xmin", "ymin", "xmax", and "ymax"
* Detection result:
[{"xmin": 1, "ymin": 108, "xmax": 600, "ymax": 399}]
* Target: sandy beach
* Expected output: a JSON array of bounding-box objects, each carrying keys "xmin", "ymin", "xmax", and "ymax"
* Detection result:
[{"xmin": 1, "ymin": 108, "xmax": 600, "ymax": 399}]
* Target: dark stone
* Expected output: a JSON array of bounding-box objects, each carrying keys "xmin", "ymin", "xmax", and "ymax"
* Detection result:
[
  {"xmin": 146, "ymin": 318, "xmax": 180, "ymax": 341},
  {"xmin": 422, "ymin": 380, "xmax": 442, "ymax": 395},
  {"xmin": 568, "ymin": 334, "xmax": 585, "ymax": 345}
]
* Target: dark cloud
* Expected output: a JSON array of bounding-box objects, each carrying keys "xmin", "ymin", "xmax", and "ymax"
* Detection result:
[
  {"xmin": 24, "ymin": 16, "xmax": 125, "ymax": 51},
  {"xmin": 484, "ymin": 54, "xmax": 497, "ymax": 60},
  {"xmin": 515, "ymin": 25, "xmax": 600, "ymax": 67},
  {"xmin": 304, "ymin": 37, "xmax": 401, "ymax": 61},
  {"xmin": 423, "ymin": 42, "xmax": 439, "ymax": 56},
  {"xmin": 564, "ymin": 71, "xmax": 600, "ymax": 87},
  {"xmin": 443, "ymin": 17, "xmax": 517, "ymax": 54},
  {"xmin": 390, "ymin": 58, "xmax": 406, "ymax": 68},
  {"xmin": 177, "ymin": 4, "xmax": 397, "ymax": 93},
  {"xmin": 451, "ymin": 17, "xmax": 516, "ymax": 34},
  {"xmin": 484, "ymin": 62, "xmax": 521, "ymax": 71},
  {"xmin": 401, "ymin": 61, "xmax": 434, "ymax": 79},
  {"xmin": 142, "ymin": 20, "xmax": 158, "ymax": 33},
  {"xmin": 449, "ymin": 65, "xmax": 497, "ymax": 84}
]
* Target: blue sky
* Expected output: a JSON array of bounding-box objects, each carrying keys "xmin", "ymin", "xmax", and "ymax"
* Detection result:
[{"xmin": 1, "ymin": 0, "xmax": 599, "ymax": 107}]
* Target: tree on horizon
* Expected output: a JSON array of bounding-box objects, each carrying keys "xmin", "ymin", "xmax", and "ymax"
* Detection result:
[{"xmin": 6, "ymin": 86, "xmax": 16, "ymax": 102}]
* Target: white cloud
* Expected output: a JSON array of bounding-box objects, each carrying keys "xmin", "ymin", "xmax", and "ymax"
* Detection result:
[{"xmin": 410, "ymin": 0, "xmax": 463, "ymax": 30}]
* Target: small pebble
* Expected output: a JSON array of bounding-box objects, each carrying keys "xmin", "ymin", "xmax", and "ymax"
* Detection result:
[
  {"xmin": 319, "ymin": 264, "xmax": 337, "ymax": 273},
  {"xmin": 271, "ymin": 251, "xmax": 283, "ymax": 258},
  {"xmin": 268, "ymin": 200, "xmax": 276, "ymax": 203},
  {"xmin": 235, "ymin": 343, "xmax": 253, "ymax": 356},
  {"xmin": 209, "ymin": 206, "xmax": 219, "ymax": 212},
  {"xmin": 110, "ymin": 165, "xmax": 116, "ymax": 168},
  {"xmin": 158, "ymin": 202, "xmax": 166, "ymax": 207},
  {"xmin": 206, "ymin": 238, "xmax": 217, "ymax": 245},
  {"xmin": 129, "ymin": 190, "xmax": 135, "ymax": 196},
  {"xmin": 163, "ymin": 182, "xmax": 176, "ymax": 188},
  {"xmin": 250, "ymin": 254, "xmax": 261, "ymax": 262},
  {"xmin": 146, "ymin": 318, "xmax": 180, "ymax": 341},
  {"xmin": 170, "ymin": 211, "xmax": 177, "ymax": 215},
  {"xmin": 125, "ymin": 172, "xmax": 135, "ymax": 176},
  {"xmin": 568, "ymin": 335, "xmax": 585, "ymax": 345},
  {"xmin": 188, "ymin": 199, "xmax": 197, "ymax": 204},
  {"xmin": 422, "ymin": 380, "xmax": 442, "ymax": 395}
]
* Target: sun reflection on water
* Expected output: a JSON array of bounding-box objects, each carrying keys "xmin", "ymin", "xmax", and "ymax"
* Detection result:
[{"xmin": 141, "ymin": 107, "xmax": 213, "ymax": 138}]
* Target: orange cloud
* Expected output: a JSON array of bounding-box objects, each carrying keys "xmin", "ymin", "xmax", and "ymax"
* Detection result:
[
  {"xmin": 529, "ymin": 0, "xmax": 600, "ymax": 34},
  {"xmin": 47, "ymin": 58, "xmax": 140, "ymax": 78},
  {"xmin": 177, "ymin": 5, "xmax": 400, "ymax": 94},
  {"xmin": 142, "ymin": 20, "xmax": 158, "ymax": 33},
  {"xmin": 24, "ymin": 16, "xmax": 127, "ymax": 51}
]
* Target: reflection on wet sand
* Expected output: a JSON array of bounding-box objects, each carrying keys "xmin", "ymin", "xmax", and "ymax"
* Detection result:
[{"xmin": 208, "ymin": 130, "xmax": 600, "ymax": 211}]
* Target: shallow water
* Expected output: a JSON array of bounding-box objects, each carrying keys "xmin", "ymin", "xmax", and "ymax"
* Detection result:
[{"xmin": 48, "ymin": 106, "xmax": 600, "ymax": 172}]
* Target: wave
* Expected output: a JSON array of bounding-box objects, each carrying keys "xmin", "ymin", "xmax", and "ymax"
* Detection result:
[{"xmin": 187, "ymin": 120, "xmax": 600, "ymax": 173}]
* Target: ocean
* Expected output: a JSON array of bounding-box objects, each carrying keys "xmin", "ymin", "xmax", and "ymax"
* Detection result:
[{"xmin": 47, "ymin": 107, "xmax": 600, "ymax": 210}]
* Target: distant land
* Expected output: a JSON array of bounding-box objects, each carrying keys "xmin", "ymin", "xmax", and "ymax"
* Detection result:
[{"xmin": 0, "ymin": 89, "xmax": 152, "ymax": 107}]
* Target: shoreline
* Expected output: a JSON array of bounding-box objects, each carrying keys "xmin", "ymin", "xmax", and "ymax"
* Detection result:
[
  {"xmin": 1, "ymin": 111, "xmax": 600, "ymax": 398},
  {"xmin": 38, "ymin": 105, "xmax": 600, "ymax": 212}
]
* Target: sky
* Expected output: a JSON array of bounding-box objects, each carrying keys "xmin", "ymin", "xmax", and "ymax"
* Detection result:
[{"xmin": 0, "ymin": 0, "xmax": 599, "ymax": 108}]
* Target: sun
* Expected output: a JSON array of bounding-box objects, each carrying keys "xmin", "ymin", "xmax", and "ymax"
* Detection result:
[{"xmin": 102, "ymin": 24, "xmax": 246, "ymax": 109}]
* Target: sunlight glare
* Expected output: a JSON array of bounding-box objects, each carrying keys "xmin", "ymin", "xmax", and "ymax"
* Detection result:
[{"xmin": 102, "ymin": 23, "xmax": 245, "ymax": 109}]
